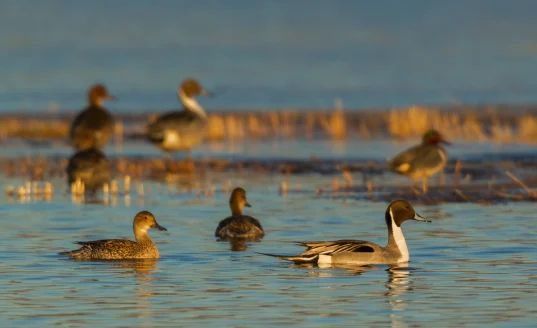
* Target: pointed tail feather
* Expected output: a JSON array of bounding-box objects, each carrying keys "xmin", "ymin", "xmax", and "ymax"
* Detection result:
[{"xmin": 256, "ymin": 252, "xmax": 319, "ymax": 263}]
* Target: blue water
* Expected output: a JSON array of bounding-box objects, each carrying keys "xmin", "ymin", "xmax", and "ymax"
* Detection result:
[
  {"xmin": 1, "ymin": 188, "xmax": 537, "ymax": 327},
  {"xmin": 1, "ymin": 1, "xmax": 537, "ymax": 111},
  {"xmin": 2, "ymin": 2, "xmax": 537, "ymax": 326}
]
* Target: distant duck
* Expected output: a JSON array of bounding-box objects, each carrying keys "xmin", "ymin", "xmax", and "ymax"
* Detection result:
[
  {"xmin": 389, "ymin": 130, "xmax": 450, "ymax": 193},
  {"xmin": 67, "ymin": 148, "xmax": 111, "ymax": 193},
  {"xmin": 146, "ymin": 79, "xmax": 212, "ymax": 156},
  {"xmin": 262, "ymin": 200, "xmax": 430, "ymax": 266},
  {"xmin": 60, "ymin": 211, "xmax": 167, "ymax": 260},
  {"xmin": 215, "ymin": 187, "xmax": 264, "ymax": 241},
  {"xmin": 70, "ymin": 84, "xmax": 115, "ymax": 151}
]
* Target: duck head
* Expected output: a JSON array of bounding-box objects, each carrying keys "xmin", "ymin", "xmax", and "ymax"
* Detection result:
[
  {"xmin": 88, "ymin": 84, "xmax": 115, "ymax": 107},
  {"xmin": 133, "ymin": 210, "xmax": 167, "ymax": 235},
  {"xmin": 178, "ymin": 79, "xmax": 212, "ymax": 99},
  {"xmin": 422, "ymin": 130, "xmax": 450, "ymax": 145},
  {"xmin": 385, "ymin": 200, "xmax": 430, "ymax": 227},
  {"xmin": 229, "ymin": 187, "xmax": 251, "ymax": 216}
]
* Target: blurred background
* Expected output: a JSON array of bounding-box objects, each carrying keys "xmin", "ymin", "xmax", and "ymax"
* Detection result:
[{"xmin": 2, "ymin": 0, "xmax": 537, "ymax": 112}]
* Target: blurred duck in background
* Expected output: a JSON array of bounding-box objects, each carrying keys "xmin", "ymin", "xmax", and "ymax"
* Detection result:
[
  {"xmin": 389, "ymin": 130, "xmax": 450, "ymax": 193},
  {"xmin": 146, "ymin": 79, "xmax": 212, "ymax": 159},
  {"xmin": 70, "ymin": 84, "xmax": 116, "ymax": 151}
]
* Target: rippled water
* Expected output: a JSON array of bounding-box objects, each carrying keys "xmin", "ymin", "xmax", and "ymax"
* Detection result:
[{"xmin": 1, "ymin": 140, "xmax": 537, "ymax": 326}]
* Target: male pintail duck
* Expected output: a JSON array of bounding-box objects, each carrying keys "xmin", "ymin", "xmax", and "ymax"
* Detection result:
[
  {"xmin": 146, "ymin": 79, "xmax": 212, "ymax": 155},
  {"xmin": 66, "ymin": 148, "xmax": 111, "ymax": 193},
  {"xmin": 390, "ymin": 130, "xmax": 450, "ymax": 193},
  {"xmin": 215, "ymin": 187, "xmax": 264, "ymax": 241},
  {"xmin": 70, "ymin": 84, "xmax": 115, "ymax": 151},
  {"xmin": 263, "ymin": 200, "xmax": 430, "ymax": 266},
  {"xmin": 60, "ymin": 211, "xmax": 167, "ymax": 260}
]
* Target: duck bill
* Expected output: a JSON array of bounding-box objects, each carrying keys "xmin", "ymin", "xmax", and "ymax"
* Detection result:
[
  {"xmin": 441, "ymin": 139, "xmax": 451, "ymax": 145},
  {"xmin": 152, "ymin": 222, "xmax": 167, "ymax": 231},
  {"xmin": 245, "ymin": 202, "xmax": 252, "ymax": 207},
  {"xmin": 413, "ymin": 213, "xmax": 431, "ymax": 223},
  {"xmin": 200, "ymin": 89, "xmax": 214, "ymax": 97},
  {"xmin": 106, "ymin": 95, "xmax": 117, "ymax": 101}
]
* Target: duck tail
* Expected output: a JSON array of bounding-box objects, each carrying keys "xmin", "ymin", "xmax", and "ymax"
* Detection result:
[{"xmin": 256, "ymin": 252, "xmax": 319, "ymax": 263}]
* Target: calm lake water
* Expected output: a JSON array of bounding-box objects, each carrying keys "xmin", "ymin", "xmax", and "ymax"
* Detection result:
[
  {"xmin": 1, "ymin": 140, "xmax": 537, "ymax": 327},
  {"xmin": 1, "ymin": 1, "xmax": 537, "ymax": 111}
]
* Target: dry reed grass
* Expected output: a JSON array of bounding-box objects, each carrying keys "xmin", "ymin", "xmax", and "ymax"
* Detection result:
[{"xmin": 3, "ymin": 105, "xmax": 537, "ymax": 144}]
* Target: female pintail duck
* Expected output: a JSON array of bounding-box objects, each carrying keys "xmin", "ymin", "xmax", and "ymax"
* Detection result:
[
  {"xmin": 390, "ymin": 130, "xmax": 450, "ymax": 193},
  {"xmin": 264, "ymin": 200, "xmax": 430, "ymax": 266},
  {"xmin": 60, "ymin": 211, "xmax": 167, "ymax": 260},
  {"xmin": 66, "ymin": 148, "xmax": 112, "ymax": 193},
  {"xmin": 146, "ymin": 79, "xmax": 212, "ymax": 155},
  {"xmin": 215, "ymin": 187, "xmax": 264, "ymax": 241},
  {"xmin": 70, "ymin": 84, "xmax": 115, "ymax": 151}
]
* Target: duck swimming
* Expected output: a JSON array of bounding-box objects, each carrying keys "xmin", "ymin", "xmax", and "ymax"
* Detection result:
[
  {"xmin": 60, "ymin": 211, "xmax": 167, "ymax": 260},
  {"xmin": 263, "ymin": 200, "xmax": 429, "ymax": 266},
  {"xmin": 215, "ymin": 187, "xmax": 264, "ymax": 241},
  {"xmin": 70, "ymin": 84, "xmax": 115, "ymax": 151},
  {"xmin": 390, "ymin": 130, "xmax": 450, "ymax": 193},
  {"xmin": 146, "ymin": 79, "xmax": 212, "ymax": 156}
]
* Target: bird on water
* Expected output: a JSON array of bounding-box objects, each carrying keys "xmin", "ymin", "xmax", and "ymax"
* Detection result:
[
  {"xmin": 60, "ymin": 211, "xmax": 167, "ymax": 260},
  {"xmin": 389, "ymin": 130, "xmax": 450, "ymax": 193},
  {"xmin": 146, "ymin": 79, "xmax": 212, "ymax": 158},
  {"xmin": 262, "ymin": 200, "xmax": 430, "ymax": 266},
  {"xmin": 70, "ymin": 84, "xmax": 116, "ymax": 151},
  {"xmin": 215, "ymin": 187, "xmax": 264, "ymax": 241}
]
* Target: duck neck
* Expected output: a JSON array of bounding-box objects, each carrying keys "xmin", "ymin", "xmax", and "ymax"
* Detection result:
[
  {"xmin": 179, "ymin": 90, "xmax": 207, "ymax": 119},
  {"xmin": 89, "ymin": 98, "xmax": 104, "ymax": 108},
  {"xmin": 386, "ymin": 209, "xmax": 409, "ymax": 262},
  {"xmin": 230, "ymin": 202, "xmax": 242, "ymax": 216},
  {"xmin": 134, "ymin": 228, "xmax": 154, "ymax": 245}
]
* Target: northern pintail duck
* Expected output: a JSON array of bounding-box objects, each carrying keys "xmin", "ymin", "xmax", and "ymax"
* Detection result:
[
  {"xmin": 60, "ymin": 211, "xmax": 167, "ymax": 260},
  {"xmin": 390, "ymin": 130, "xmax": 450, "ymax": 193},
  {"xmin": 70, "ymin": 84, "xmax": 115, "ymax": 151},
  {"xmin": 146, "ymin": 79, "xmax": 212, "ymax": 154},
  {"xmin": 215, "ymin": 187, "xmax": 264, "ymax": 241},
  {"xmin": 66, "ymin": 148, "xmax": 111, "ymax": 193},
  {"xmin": 264, "ymin": 200, "xmax": 430, "ymax": 266}
]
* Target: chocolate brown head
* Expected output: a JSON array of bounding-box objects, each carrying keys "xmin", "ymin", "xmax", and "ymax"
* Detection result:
[
  {"xmin": 179, "ymin": 79, "xmax": 212, "ymax": 98},
  {"xmin": 385, "ymin": 200, "xmax": 430, "ymax": 227}
]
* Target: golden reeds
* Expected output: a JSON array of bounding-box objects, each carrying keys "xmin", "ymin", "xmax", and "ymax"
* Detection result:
[{"xmin": 2, "ymin": 105, "xmax": 537, "ymax": 144}]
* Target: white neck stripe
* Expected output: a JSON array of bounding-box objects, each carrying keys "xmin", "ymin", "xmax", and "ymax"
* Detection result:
[
  {"xmin": 390, "ymin": 208, "xmax": 409, "ymax": 262},
  {"xmin": 179, "ymin": 90, "xmax": 207, "ymax": 119}
]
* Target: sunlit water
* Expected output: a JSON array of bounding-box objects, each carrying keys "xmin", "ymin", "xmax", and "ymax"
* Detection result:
[{"xmin": 1, "ymin": 141, "xmax": 537, "ymax": 327}]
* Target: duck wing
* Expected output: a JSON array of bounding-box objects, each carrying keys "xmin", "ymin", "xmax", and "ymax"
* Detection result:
[
  {"xmin": 146, "ymin": 110, "xmax": 205, "ymax": 143},
  {"xmin": 215, "ymin": 215, "xmax": 264, "ymax": 240},
  {"xmin": 60, "ymin": 239, "xmax": 136, "ymax": 259},
  {"xmin": 74, "ymin": 239, "xmax": 135, "ymax": 249},
  {"xmin": 390, "ymin": 144, "xmax": 446, "ymax": 173},
  {"xmin": 70, "ymin": 106, "xmax": 114, "ymax": 150},
  {"xmin": 262, "ymin": 240, "xmax": 376, "ymax": 263}
]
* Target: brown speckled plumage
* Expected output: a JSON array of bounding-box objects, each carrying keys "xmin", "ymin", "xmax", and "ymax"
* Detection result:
[
  {"xmin": 60, "ymin": 211, "xmax": 167, "ymax": 260},
  {"xmin": 215, "ymin": 187, "xmax": 264, "ymax": 241}
]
